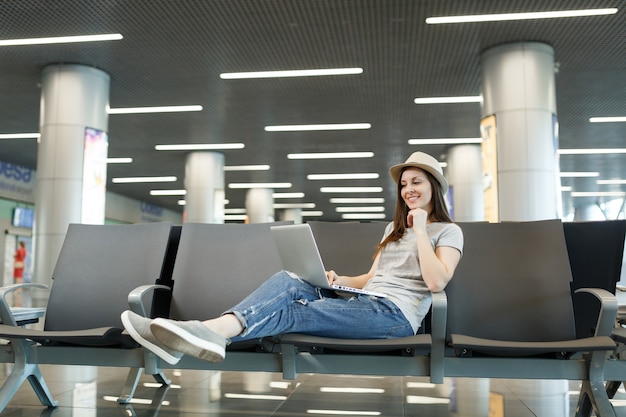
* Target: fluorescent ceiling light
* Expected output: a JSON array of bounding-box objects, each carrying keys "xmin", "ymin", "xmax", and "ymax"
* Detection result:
[
  {"xmin": 224, "ymin": 393, "xmax": 287, "ymax": 400},
  {"xmin": 288, "ymin": 152, "xmax": 374, "ymax": 160},
  {"xmin": 558, "ymin": 148, "xmax": 626, "ymax": 155},
  {"xmin": 220, "ymin": 68, "xmax": 363, "ymax": 79},
  {"xmin": 597, "ymin": 179, "xmax": 626, "ymax": 185},
  {"xmin": 228, "ymin": 183, "xmax": 292, "ymax": 189},
  {"xmin": 149, "ymin": 189, "xmax": 187, "ymax": 196},
  {"xmin": 341, "ymin": 213, "xmax": 387, "ymax": 220},
  {"xmin": 406, "ymin": 395, "xmax": 451, "ymax": 405},
  {"xmin": 589, "ymin": 116, "xmax": 626, "ymax": 123},
  {"xmin": 265, "ymin": 123, "xmax": 371, "ymax": 131},
  {"xmin": 273, "ymin": 192, "xmax": 305, "ymax": 198},
  {"xmin": 321, "ymin": 187, "xmax": 383, "ymax": 193},
  {"xmin": 224, "ymin": 214, "xmax": 248, "ymax": 221},
  {"xmin": 336, "ymin": 206, "xmax": 385, "ymax": 212},
  {"xmin": 307, "ymin": 173, "xmax": 379, "ymax": 180},
  {"xmin": 414, "ymin": 96, "xmax": 481, "ymax": 104},
  {"xmin": 307, "ymin": 409, "xmax": 381, "ymax": 415},
  {"xmin": 106, "ymin": 157, "xmax": 133, "ymax": 164},
  {"xmin": 561, "ymin": 186, "xmax": 573, "ymax": 192},
  {"xmin": 273, "ymin": 203, "xmax": 316, "ymax": 209},
  {"xmin": 425, "ymin": 8, "xmax": 618, "ymax": 24},
  {"xmin": 112, "ymin": 176, "xmax": 177, "ymax": 183},
  {"xmin": 0, "ymin": 33, "xmax": 123, "ymax": 46},
  {"xmin": 559, "ymin": 172, "xmax": 599, "ymax": 178},
  {"xmin": 571, "ymin": 192, "xmax": 626, "ymax": 197},
  {"xmin": 320, "ymin": 387, "xmax": 385, "ymax": 394},
  {"xmin": 224, "ymin": 208, "xmax": 247, "ymax": 214},
  {"xmin": 155, "ymin": 143, "xmax": 245, "ymax": 151},
  {"xmin": 408, "ymin": 138, "xmax": 482, "ymax": 145},
  {"xmin": 302, "ymin": 211, "xmax": 324, "ymax": 217},
  {"xmin": 330, "ymin": 198, "xmax": 385, "ymax": 204},
  {"xmin": 177, "ymin": 200, "xmax": 186, "ymax": 205},
  {"xmin": 224, "ymin": 165, "xmax": 270, "ymax": 171},
  {"xmin": 0, "ymin": 133, "xmax": 40, "ymax": 139},
  {"xmin": 108, "ymin": 105, "xmax": 202, "ymax": 114}
]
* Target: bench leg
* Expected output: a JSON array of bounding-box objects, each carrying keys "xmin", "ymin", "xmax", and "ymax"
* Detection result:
[
  {"xmin": 575, "ymin": 352, "xmax": 617, "ymax": 417},
  {"xmin": 117, "ymin": 367, "xmax": 144, "ymax": 404},
  {"xmin": 0, "ymin": 340, "xmax": 58, "ymax": 412},
  {"xmin": 606, "ymin": 380, "xmax": 622, "ymax": 399}
]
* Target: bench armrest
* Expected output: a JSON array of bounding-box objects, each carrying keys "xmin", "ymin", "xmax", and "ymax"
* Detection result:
[
  {"xmin": 0, "ymin": 283, "xmax": 49, "ymax": 326},
  {"xmin": 128, "ymin": 284, "xmax": 171, "ymax": 317},
  {"xmin": 575, "ymin": 288, "xmax": 618, "ymax": 337}
]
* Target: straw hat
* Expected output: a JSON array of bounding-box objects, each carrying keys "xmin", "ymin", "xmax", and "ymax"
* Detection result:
[{"xmin": 389, "ymin": 152, "xmax": 448, "ymax": 194}]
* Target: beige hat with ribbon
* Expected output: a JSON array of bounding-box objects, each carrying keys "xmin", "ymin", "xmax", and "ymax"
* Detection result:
[{"xmin": 389, "ymin": 152, "xmax": 448, "ymax": 194}]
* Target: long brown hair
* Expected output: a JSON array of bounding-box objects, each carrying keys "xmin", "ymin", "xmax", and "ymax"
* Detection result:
[{"xmin": 375, "ymin": 167, "xmax": 452, "ymax": 256}]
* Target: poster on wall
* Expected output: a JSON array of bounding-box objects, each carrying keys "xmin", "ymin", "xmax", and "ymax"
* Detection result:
[
  {"xmin": 480, "ymin": 115, "xmax": 498, "ymax": 223},
  {"xmin": 81, "ymin": 127, "xmax": 108, "ymax": 224}
]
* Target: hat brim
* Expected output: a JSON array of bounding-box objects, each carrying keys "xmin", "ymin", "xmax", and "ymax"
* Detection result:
[{"xmin": 389, "ymin": 162, "xmax": 449, "ymax": 194}]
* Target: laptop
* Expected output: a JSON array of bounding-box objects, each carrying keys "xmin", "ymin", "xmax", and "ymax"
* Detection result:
[{"xmin": 270, "ymin": 224, "xmax": 387, "ymax": 298}]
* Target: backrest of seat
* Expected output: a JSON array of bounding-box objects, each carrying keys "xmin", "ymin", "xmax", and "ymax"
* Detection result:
[
  {"xmin": 168, "ymin": 222, "xmax": 286, "ymax": 321},
  {"xmin": 446, "ymin": 220, "xmax": 576, "ymax": 342},
  {"xmin": 44, "ymin": 222, "xmax": 174, "ymax": 331},
  {"xmin": 565, "ymin": 220, "xmax": 626, "ymax": 338},
  {"xmin": 307, "ymin": 221, "xmax": 388, "ymax": 275}
]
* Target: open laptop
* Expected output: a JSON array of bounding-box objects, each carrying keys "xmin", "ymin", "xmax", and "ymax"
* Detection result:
[{"xmin": 270, "ymin": 223, "xmax": 387, "ymax": 298}]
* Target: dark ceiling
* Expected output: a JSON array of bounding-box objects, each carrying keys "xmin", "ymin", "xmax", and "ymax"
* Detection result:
[{"xmin": 0, "ymin": 0, "xmax": 624, "ymax": 222}]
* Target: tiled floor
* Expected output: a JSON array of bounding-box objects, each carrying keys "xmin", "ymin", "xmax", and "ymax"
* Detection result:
[{"xmin": 0, "ymin": 365, "xmax": 624, "ymax": 416}]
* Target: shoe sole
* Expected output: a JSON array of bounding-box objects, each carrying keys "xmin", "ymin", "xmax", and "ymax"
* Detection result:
[
  {"xmin": 121, "ymin": 311, "xmax": 181, "ymax": 365},
  {"xmin": 151, "ymin": 318, "xmax": 226, "ymax": 363}
]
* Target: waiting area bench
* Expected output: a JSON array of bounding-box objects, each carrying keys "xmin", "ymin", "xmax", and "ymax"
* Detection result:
[{"xmin": 0, "ymin": 219, "xmax": 622, "ymax": 416}]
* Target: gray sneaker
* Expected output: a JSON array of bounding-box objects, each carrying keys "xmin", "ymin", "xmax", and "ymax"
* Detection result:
[
  {"xmin": 151, "ymin": 318, "xmax": 226, "ymax": 363},
  {"xmin": 121, "ymin": 310, "xmax": 183, "ymax": 365}
]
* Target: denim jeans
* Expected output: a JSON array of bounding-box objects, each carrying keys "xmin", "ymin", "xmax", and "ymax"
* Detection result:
[{"xmin": 226, "ymin": 270, "xmax": 414, "ymax": 342}]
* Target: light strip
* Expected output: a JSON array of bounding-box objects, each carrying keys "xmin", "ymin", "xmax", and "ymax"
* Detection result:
[
  {"xmin": 597, "ymin": 180, "xmax": 626, "ymax": 185},
  {"xmin": 265, "ymin": 123, "xmax": 371, "ymax": 131},
  {"xmin": 273, "ymin": 203, "xmax": 316, "ymax": 209},
  {"xmin": 302, "ymin": 211, "xmax": 324, "ymax": 217},
  {"xmin": 149, "ymin": 189, "xmax": 187, "ymax": 196},
  {"xmin": 288, "ymin": 152, "xmax": 374, "ymax": 160},
  {"xmin": 0, "ymin": 133, "xmax": 40, "ymax": 139},
  {"xmin": 307, "ymin": 410, "xmax": 381, "ymax": 416},
  {"xmin": 108, "ymin": 105, "xmax": 202, "ymax": 114},
  {"xmin": 406, "ymin": 395, "xmax": 450, "ymax": 405},
  {"xmin": 341, "ymin": 213, "xmax": 387, "ymax": 220},
  {"xmin": 225, "ymin": 214, "xmax": 247, "ymax": 221},
  {"xmin": 561, "ymin": 186, "xmax": 573, "ymax": 192},
  {"xmin": 307, "ymin": 173, "xmax": 379, "ymax": 180},
  {"xmin": 155, "ymin": 143, "xmax": 245, "ymax": 151},
  {"xmin": 558, "ymin": 148, "xmax": 626, "ymax": 155},
  {"xmin": 228, "ymin": 183, "xmax": 292, "ymax": 189},
  {"xmin": 224, "ymin": 208, "xmax": 246, "ymax": 214},
  {"xmin": 408, "ymin": 138, "xmax": 482, "ymax": 145},
  {"xmin": 102, "ymin": 395, "xmax": 169, "ymax": 406},
  {"xmin": 425, "ymin": 8, "xmax": 618, "ymax": 24},
  {"xmin": 106, "ymin": 157, "xmax": 133, "ymax": 164},
  {"xmin": 559, "ymin": 172, "xmax": 599, "ymax": 178},
  {"xmin": 320, "ymin": 387, "xmax": 385, "ymax": 394},
  {"xmin": 571, "ymin": 192, "xmax": 626, "ymax": 197},
  {"xmin": 336, "ymin": 206, "xmax": 385, "ymax": 213},
  {"xmin": 273, "ymin": 192, "xmax": 305, "ymax": 198},
  {"xmin": 113, "ymin": 176, "xmax": 177, "ymax": 183},
  {"xmin": 0, "ymin": 33, "xmax": 123, "ymax": 46},
  {"xmin": 321, "ymin": 187, "xmax": 383, "ymax": 193},
  {"xmin": 414, "ymin": 96, "xmax": 481, "ymax": 104},
  {"xmin": 590, "ymin": 116, "xmax": 626, "ymax": 123},
  {"xmin": 224, "ymin": 165, "xmax": 270, "ymax": 171},
  {"xmin": 330, "ymin": 198, "xmax": 385, "ymax": 204},
  {"xmin": 224, "ymin": 393, "xmax": 287, "ymax": 400},
  {"xmin": 220, "ymin": 68, "xmax": 363, "ymax": 79}
]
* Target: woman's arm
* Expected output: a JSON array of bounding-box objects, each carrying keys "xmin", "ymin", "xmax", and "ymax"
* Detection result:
[
  {"xmin": 326, "ymin": 252, "xmax": 381, "ymax": 289},
  {"xmin": 414, "ymin": 226, "xmax": 461, "ymax": 293}
]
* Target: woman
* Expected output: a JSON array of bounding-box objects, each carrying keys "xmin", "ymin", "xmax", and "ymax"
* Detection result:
[
  {"xmin": 122, "ymin": 151, "xmax": 464, "ymax": 365},
  {"xmin": 13, "ymin": 241, "xmax": 26, "ymax": 283}
]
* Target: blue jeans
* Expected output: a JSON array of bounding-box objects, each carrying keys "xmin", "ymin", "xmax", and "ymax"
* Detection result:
[{"xmin": 226, "ymin": 270, "xmax": 414, "ymax": 342}]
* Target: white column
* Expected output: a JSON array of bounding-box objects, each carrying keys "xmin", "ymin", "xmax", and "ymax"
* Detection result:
[
  {"xmin": 481, "ymin": 42, "xmax": 560, "ymax": 221},
  {"xmin": 34, "ymin": 64, "xmax": 110, "ymax": 288},
  {"xmin": 184, "ymin": 152, "xmax": 225, "ymax": 223},
  {"xmin": 446, "ymin": 145, "xmax": 484, "ymax": 221},
  {"xmin": 245, "ymin": 189, "xmax": 274, "ymax": 223},
  {"xmin": 279, "ymin": 208, "xmax": 302, "ymax": 224}
]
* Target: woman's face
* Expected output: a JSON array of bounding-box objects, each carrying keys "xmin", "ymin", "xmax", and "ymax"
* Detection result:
[{"xmin": 400, "ymin": 167, "xmax": 433, "ymax": 212}]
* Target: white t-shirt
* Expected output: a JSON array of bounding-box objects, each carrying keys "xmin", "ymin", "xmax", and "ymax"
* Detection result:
[{"xmin": 363, "ymin": 221, "xmax": 464, "ymax": 334}]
